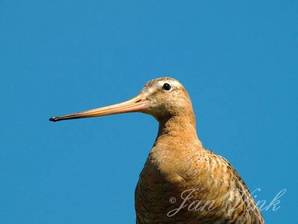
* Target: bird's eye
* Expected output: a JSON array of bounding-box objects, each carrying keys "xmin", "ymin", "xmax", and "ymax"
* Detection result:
[{"xmin": 162, "ymin": 83, "xmax": 171, "ymax": 91}]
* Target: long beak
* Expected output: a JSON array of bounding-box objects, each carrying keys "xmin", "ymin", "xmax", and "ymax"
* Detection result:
[{"xmin": 49, "ymin": 94, "xmax": 148, "ymax": 122}]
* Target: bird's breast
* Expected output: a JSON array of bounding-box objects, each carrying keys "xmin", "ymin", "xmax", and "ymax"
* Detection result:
[
  {"xmin": 135, "ymin": 146, "xmax": 264, "ymax": 224},
  {"xmin": 135, "ymin": 145, "xmax": 210, "ymax": 223}
]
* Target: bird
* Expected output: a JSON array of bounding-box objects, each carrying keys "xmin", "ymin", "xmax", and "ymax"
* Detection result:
[{"xmin": 50, "ymin": 77, "xmax": 264, "ymax": 224}]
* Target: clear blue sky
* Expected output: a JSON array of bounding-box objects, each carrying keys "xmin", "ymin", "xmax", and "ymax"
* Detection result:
[{"xmin": 0, "ymin": 0, "xmax": 297, "ymax": 223}]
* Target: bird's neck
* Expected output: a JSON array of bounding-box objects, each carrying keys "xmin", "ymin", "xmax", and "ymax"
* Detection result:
[
  {"xmin": 148, "ymin": 114, "xmax": 204, "ymax": 183},
  {"xmin": 154, "ymin": 114, "xmax": 202, "ymax": 149}
]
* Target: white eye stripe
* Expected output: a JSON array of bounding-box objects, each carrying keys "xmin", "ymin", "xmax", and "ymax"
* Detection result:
[
  {"xmin": 142, "ymin": 78, "xmax": 183, "ymax": 95},
  {"xmin": 157, "ymin": 80, "xmax": 182, "ymax": 89}
]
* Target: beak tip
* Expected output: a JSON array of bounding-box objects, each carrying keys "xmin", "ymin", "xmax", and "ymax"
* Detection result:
[{"xmin": 49, "ymin": 117, "xmax": 58, "ymax": 122}]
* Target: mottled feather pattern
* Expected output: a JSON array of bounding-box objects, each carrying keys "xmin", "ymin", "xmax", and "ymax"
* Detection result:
[{"xmin": 136, "ymin": 147, "xmax": 264, "ymax": 224}]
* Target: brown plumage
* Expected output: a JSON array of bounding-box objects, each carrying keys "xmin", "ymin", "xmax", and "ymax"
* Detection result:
[{"xmin": 50, "ymin": 77, "xmax": 264, "ymax": 224}]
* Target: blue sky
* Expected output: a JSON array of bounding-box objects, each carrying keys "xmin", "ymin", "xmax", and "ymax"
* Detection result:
[{"xmin": 0, "ymin": 0, "xmax": 297, "ymax": 223}]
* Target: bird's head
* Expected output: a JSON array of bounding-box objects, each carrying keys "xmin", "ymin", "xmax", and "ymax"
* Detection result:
[
  {"xmin": 139, "ymin": 77, "xmax": 194, "ymax": 121},
  {"xmin": 49, "ymin": 77, "xmax": 195, "ymax": 123}
]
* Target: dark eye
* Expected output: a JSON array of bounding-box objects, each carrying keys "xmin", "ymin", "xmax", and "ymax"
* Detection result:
[{"xmin": 162, "ymin": 83, "xmax": 171, "ymax": 91}]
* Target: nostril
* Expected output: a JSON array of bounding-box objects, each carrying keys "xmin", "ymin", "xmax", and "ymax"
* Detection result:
[{"xmin": 135, "ymin": 99, "xmax": 142, "ymax": 103}]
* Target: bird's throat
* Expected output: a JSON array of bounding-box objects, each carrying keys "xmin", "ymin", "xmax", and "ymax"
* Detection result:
[{"xmin": 155, "ymin": 113, "xmax": 202, "ymax": 149}]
